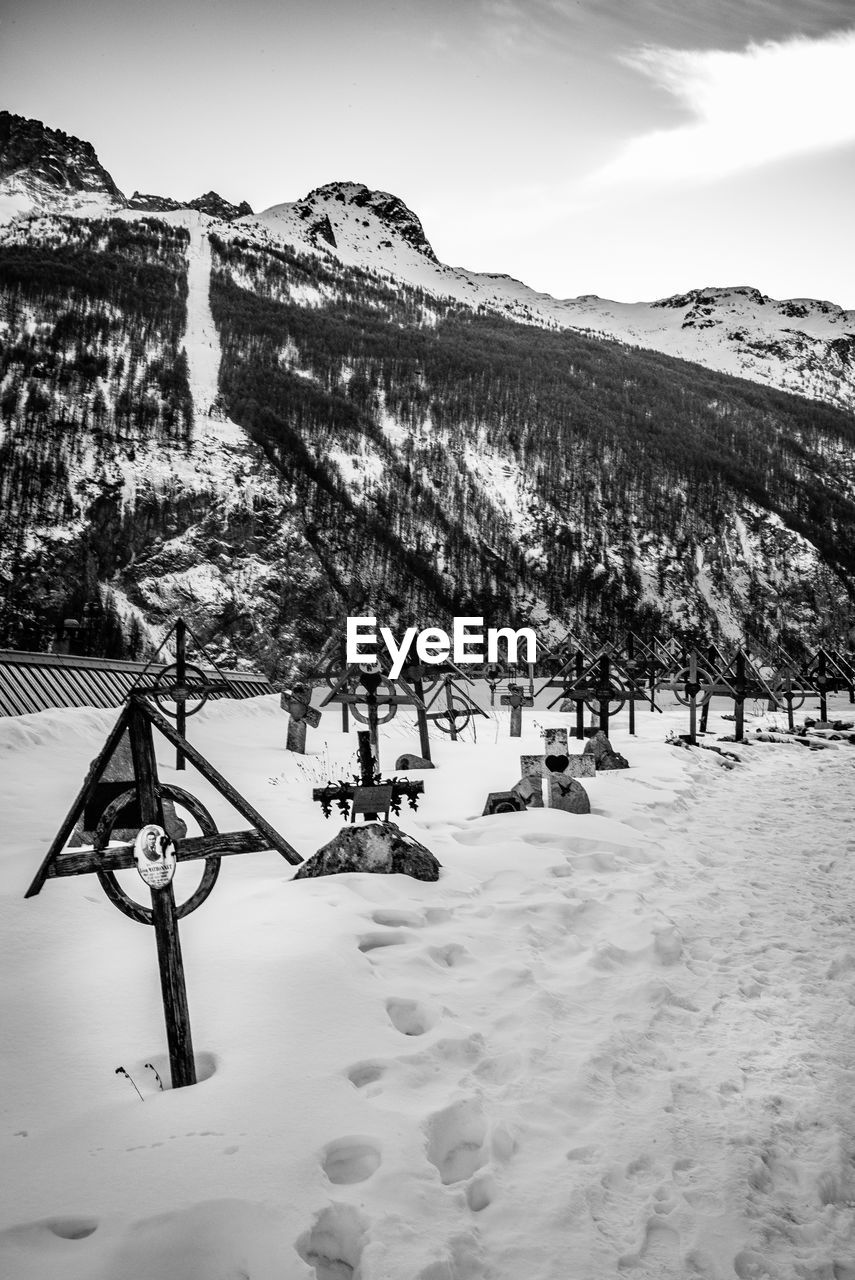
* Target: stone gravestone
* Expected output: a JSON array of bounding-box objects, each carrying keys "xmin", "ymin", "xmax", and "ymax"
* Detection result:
[
  {"xmin": 500, "ymin": 683, "xmax": 533, "ymax": 737},
  {"xmin": 281, "ymin": 684, "xmax": 322, "ymax": 754},
  {"xmin": 516, "ymin": 727, "xmax": 593, "ymax": 813}
]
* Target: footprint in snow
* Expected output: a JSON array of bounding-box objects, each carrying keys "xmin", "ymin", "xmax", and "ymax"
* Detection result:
[
  {"xmin": 295, "ymin": 1203, "xmax": 368, "ymax": 1280},
  {"xmin": 424, "ymin": 1097, "xmax": 488, "ymax": 1185},
  {"xmin": 385, "ymin": 997, "xmax": 438, "ymax": 1036},
  {"xmin": 321, "ymin": 1137, "xmax": 382, "ymax": 1185}
]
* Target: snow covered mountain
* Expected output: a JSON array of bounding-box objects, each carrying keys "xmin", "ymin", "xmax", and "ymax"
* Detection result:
[
  {"xmin": 3, "ymin": 114, "xmax": 849, "ymax": 407},
  {"xmin": 1, "ymin": 114, "xmax": 852, "ymax": 411},
  {"xmin": 246, "ymin": 181, "xmax": 855, "ymax": 412},
  {"xmin": 1, "ymin": 113, "xmax": 854, "ymax": 669}
]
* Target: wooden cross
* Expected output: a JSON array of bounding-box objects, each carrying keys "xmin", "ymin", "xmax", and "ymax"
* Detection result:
[
  {"xmin": 500, "ymin": 683, "xmax": 533, "ymax": 737},
  {"xmin": 803, "ymin": 646, "xmax": 852, "ymax": 723},
  {"xmin": 137, "ymin": 619, "xmax": 234, "ymax": 769},
  {"xmin": 312, "ymin": 730, "xmax": 424, "ymax": 823},
  {"xmin": 417, "ymin": 665, "xmax": 488, "ymax": 742},
  {"xmin": 319, "ymin": 666, "xmax": 423, "ymax": 767},
  {"xmin": 478, "ymin": 661, "xmax": 504, "ymax": 707},
  {"xmin": 399, "ymin": 659, "xmax": 488, "ymax": 754},
  {"xmin": 698, "ymin": 648, "xmax": 781, "ymax": 741},
  {"xmin": 25, "ymin": 693, "xmax": 301, "ymax": 1089},
  {"xmin": 280, "ymin": 683, "xmax": 322, "ymax": 753},
  {"xmin": 546, "ymin": 651, "xmax": 660, "ymax": 737},
  {"xmin": 520, "ymin": 726, "xmax": 595, "ymax": 808}
]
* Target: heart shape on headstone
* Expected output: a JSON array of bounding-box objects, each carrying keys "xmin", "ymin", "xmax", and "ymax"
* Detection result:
[{"xmin": 545, "ymin": 754, "xmax": 569, "ymax": 773}]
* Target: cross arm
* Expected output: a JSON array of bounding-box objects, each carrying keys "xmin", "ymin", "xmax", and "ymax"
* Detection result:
[{"xmin": 44, "ymin": 830, "xmax": 271, "ymax": 881}]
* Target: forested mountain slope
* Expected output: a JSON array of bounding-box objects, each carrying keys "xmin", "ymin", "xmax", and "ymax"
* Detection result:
[{"xmin": 2, "ymin": 208, "xmax": 853, "ymax": 670}]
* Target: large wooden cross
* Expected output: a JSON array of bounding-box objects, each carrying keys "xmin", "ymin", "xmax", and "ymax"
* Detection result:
[
  {"xmin": 320, "ymin": 666, "xmax": 424, "ymax": 766},
  {"xmin": 25, "ymin": 693, "xmax": 301, "ymax": 1089}
]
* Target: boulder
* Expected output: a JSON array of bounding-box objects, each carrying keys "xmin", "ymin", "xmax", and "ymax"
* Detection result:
[
  {"xmin": 395, "ymin": 753, "xmax": 435, "ymax": 771},
  {"xmin": 295, "ymin": 821, "xmax": 441, "ymax": 882},
  {"xmin": 583, "ymin": 730, "xmax": 630, "ymax": 771}
]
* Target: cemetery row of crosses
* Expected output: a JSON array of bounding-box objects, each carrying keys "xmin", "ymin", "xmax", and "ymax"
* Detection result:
[{"xmin": 27, "ymin": 621, "xmax": 855, "ymax": 1090}]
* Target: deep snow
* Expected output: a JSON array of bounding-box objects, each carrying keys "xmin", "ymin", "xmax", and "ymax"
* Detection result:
[{"xmin": 1, "ymin": 688, "xmax": 855, "ymax": 1279}]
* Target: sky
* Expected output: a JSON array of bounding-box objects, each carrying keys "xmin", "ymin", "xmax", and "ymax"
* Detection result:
[{"xmin": 2, "ymin": 0, "xmax": 854, "ymax": 306}]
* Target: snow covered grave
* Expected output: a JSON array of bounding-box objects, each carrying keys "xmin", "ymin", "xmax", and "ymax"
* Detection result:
[{"xmin": 3, "ymin": 687, "xmax": 855, "ymax": 1279}]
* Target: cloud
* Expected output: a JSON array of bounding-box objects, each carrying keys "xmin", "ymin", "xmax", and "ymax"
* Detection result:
[{"xmin": 588, "ymin": 27, "xmax": 855, "ymax": 188}]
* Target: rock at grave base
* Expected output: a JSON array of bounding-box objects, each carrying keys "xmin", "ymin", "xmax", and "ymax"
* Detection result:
[
  {"xmin": 395, "ymin": 753, "xmax": 435, "ymax": 771},
  {"xmin": 583, "ymin": 730, "xmax": 630, "ymax": 771},
  {"xmin": 294, "ymin": 821, "xmax": 441, "ymax": 882},
  {"xmin": 548, "ymin": 776, "xmax": 591, "ymax": 814}
]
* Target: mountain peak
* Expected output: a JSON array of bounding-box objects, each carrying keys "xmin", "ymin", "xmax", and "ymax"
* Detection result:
[
  {"xmin": 287, "ymin": 180, "xmax": 438, "ymax": 262},
  {"xmin": 0, "ymin": 110, "xmax": 124, "ymax": 205}
]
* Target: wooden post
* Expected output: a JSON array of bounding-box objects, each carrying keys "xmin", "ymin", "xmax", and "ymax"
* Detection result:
[
  {"xmin": 627, "ymin": 633, "xmax": 636, "ymax": 737},
  {"xmin": 357, "ymin": 730, "xmax": 375, "ymax": 783},
  {"xmin": 367, "ymin": 698, "xmax": 380, "ymax": 768},
  {"xmin": 510, "ymin": 699, "xmax": 522, "ymax": 738},
  {"xmin": 699, "ymin": 644, "xmax": 716, "ymax": 735},
  {"xmin": 574, "ymin": 651, "xmax": 585, "ymax": 740},
  {"xmin": 412, "ymin": 672, "xmax": 432, "ymax": 762},
  {"xmin": 445, "ymin": 679, "xmax": 459, "ymax": 742},
  {"xmin": 598, "ymin": 653, "xmax": 610, "ymax": 737},
  {"xmin": 734, "ymin": 649, "xmax": 745, "ymax": 742},
  {"xmin": 129, "ymin": 701, "xmax": 196, "ymax": 1088},
  {"xmin": 175, "ymin": 618, "xmax": 187, "ymax": 771},
  {"xmin": 687, "ymin": 650, "xmax": 698, "ymax": 744},
  {"xmin": 818, "ymin": 648, "xmax": 828, "ymax": 722},
  {"xmin": 782, "ymin": 665, "xmax": 796, "ymax": 733}
]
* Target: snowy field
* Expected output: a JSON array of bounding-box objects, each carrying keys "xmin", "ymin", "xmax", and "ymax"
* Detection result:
[{"xmin": 1, "ymin": 687, "xmax": 855, "ymax": 1280}]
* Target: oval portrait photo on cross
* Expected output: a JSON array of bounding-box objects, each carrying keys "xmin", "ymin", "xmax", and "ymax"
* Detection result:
[{"xmin": 133, "ymin": 824, "xmax": 176, "ymax": 889}]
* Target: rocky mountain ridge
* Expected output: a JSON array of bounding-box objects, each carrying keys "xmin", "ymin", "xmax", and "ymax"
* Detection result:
[{"xmin": 0, "ymin": 112, "xmax": 251, "ymax": 225}]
